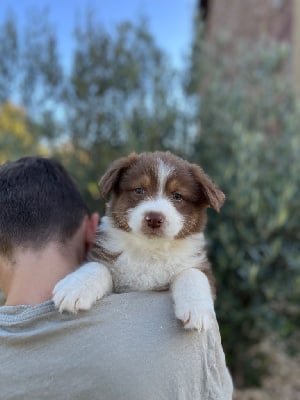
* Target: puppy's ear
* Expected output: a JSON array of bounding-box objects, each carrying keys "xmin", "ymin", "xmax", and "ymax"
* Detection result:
[
  {"xmin": 190, "ymin": 164, "xmax": 225, "ymax": 212},
  {"xmin": 99, "ymin": 153, "xmax": 139, "ymax": 197}
]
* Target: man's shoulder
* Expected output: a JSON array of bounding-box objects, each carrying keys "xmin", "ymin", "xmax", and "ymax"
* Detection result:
[
  {"xmin": 0, "ymin": 291, "xmax": 233, "ymax": 400},
  {"xmin": 0, "ymin": 292, "xmax": 173, "ymax": 334}
]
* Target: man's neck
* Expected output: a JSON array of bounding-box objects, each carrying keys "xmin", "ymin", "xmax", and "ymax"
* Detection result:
[{"xmin": 4, "ymin": 244, "xmax": 79, "ymax": 306}]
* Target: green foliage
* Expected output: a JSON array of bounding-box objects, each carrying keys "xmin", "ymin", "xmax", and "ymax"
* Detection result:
[
  {"xmin": 0, "ymin": 9, "xmax": 64, "ymax": 159},
  {"xmin": 0, "ymin": 14, "xmax": 18, "ymax": 103},
  {"xmin": 0, "ymin": 9, "xmax": 63, "ymax": 111},
  {"xmin": 0, "ymin": 102, "xmax": 43, "ymax": 161},
  {"xmin": 189, "ymin": 28, "xmax": 300, "ymax": 386}
]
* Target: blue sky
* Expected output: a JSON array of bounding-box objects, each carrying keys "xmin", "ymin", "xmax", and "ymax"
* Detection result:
[{"xmin": 0, "ymin": 0, "xmax": 197, "ymax": 69}]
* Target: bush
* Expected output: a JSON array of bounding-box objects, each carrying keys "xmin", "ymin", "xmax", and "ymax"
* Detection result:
[{"xmin": 189, "ymin": 32, "xmax": 300, "ymax": 386}]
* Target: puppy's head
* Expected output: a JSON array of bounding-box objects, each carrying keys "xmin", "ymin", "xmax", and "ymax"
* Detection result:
[{"xmin": 100, "ymin": 152, "xmax": 225, "ymax": 239}]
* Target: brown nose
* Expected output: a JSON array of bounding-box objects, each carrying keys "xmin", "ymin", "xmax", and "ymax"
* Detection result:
[{"xmin": 145, "ymin": 212, "xmax": 165, "ymax": 229}]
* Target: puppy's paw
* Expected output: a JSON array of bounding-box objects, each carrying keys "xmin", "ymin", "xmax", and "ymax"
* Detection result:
[
  {"xmin": 174, "ymin": 300, "xmax": 215, "ymax": 331},
  {"xmin": 53, "ymin": 262, "xmax": 112, "ymax": 313},
  {"xmin": 53, "ymin": 274, "xmax": 102, "ymax": 313}
]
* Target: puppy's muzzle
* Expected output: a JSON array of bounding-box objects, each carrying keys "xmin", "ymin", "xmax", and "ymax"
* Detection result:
[{"xmin": 145, "ymin": 212, "xmax": 165, "ymax": 229}]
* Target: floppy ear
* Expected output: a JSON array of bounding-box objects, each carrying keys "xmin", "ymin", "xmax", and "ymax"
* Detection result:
[
  {"xmin": 190, "ymin": 164, "xmax": 225, "ymax": 212},
  {"xmin": 99, "ymin": 153, "xmax": 139, "ymax": 197}
]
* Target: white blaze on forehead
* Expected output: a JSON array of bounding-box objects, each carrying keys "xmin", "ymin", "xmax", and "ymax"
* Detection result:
[
  {"xmin": 128, "ymin": 198, "xmax": 184, "ymax": 238},
  {"xmin": 127, "ymin": 158, "xmax": 183, "ymax": 238},
  {"xmin": 157, "ymin": 160, "xmax": 174, "ymax": 196}
]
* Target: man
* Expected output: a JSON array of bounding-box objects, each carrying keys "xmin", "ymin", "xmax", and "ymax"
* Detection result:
[{"xmin": 0, "ymin": 156, "xmax": 233, "ymax": 400}]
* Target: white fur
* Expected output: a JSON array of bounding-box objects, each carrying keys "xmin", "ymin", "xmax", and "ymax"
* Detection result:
[
  {"xmin": 157, "ymin": 160, "xmax": 174, "ymax": 195},
  {"xmin": 128, "ymin": 160, "xmax": 181, "ymax": 237},
  {"xmin": 172, "ymin": 268, "xmax": 215, "ymax": 331},
  {"xmin": 100, "ymin": 216, "xmax": 207, "ymax": 292},
  {"xmin": 53, "ymin": 262, "xmax": 112, "ymax": 313},
  {"xmin": 128, "ymin": 197, "xmax": 184, "ymax": 238}
]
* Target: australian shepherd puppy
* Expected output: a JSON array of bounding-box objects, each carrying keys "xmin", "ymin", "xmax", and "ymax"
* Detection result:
[{"xmin": 53, "ymin": 151, "xmax": 225, "ymax": 331}]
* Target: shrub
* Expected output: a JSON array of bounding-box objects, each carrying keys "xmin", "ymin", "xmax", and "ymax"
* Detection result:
[{"xmin": 189, "ymin": 33, "xmax": 300, "ymax": 386}]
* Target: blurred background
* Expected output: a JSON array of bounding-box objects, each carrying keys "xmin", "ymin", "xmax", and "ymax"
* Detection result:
[{"xmin": 0, "ymin": 0, "xmax": 299, "ymax": 398}]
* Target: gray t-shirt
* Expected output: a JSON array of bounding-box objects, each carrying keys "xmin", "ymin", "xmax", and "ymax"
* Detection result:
[{"xmin": 0, "ymin": 291, "xmax": 233, "ymax": 400}]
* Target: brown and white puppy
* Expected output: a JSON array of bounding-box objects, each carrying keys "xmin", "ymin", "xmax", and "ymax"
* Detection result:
[{"xmin": 53, "ymin": 151, "xmax": 225, "ymax": 330}]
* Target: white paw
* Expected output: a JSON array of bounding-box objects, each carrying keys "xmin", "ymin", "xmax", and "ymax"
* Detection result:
[
  {"xmin": 52, "ymin": 278, "xmax": 95, "ymax": 313},
  {"xmin": 53, "ymin": 262, "xmax": 112, "ymax": 313},
  {"xmin": 174, "ymin": 300, "xmax": 215, "ymax": 331}
]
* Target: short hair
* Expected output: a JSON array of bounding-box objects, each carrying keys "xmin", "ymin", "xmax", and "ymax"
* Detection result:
[{"xmin": 0, "ymin": 156, "xmax": 90, "ymax": 258}]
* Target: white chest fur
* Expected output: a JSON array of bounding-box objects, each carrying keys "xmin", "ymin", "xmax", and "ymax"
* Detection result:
[{"xmin": 99, "ymin": 217, "xmax": 207, "ymax": 292}]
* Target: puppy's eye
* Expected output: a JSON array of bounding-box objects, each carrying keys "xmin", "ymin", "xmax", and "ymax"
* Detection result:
[
  {"xmin": 134, "ymin": 187, "xmax": 145, "ymax": 195},
  {"xmin": 172, "ymin": 192, "xmax": 182, "ymax": 201}
]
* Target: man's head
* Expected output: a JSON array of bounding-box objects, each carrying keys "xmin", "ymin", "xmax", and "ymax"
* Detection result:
[{"xmin": 0, "ymin": 157, "xmax": 97, "ymax": 263}]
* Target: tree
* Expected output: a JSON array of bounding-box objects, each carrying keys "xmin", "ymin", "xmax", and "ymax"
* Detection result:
[
  {"xmin": 56, "ymin": 16, "xmax": 194, "ymax": 209},
  {"xmin": 0, "ymin": 9, "xmax": 63, "ymax": 144},
  {"xmin": 0, "ymin": 14, "xmax": 18, "ymax": 103},
  {"xmin": 0, "ymin": 102, "xmax": 42, "ymax": 162},
  {"xmin": 0, "ymin": 11, "xmax": 194, "ymax": 210}
]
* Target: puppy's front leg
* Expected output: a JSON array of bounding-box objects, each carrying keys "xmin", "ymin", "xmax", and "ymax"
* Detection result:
[
  {"xmin": 171, "ymin": 268, "xmax": 215, "ymax": 331},
  {"xmin": 53, "ymin": 262, "xmax": 113, "ymax": 313}
]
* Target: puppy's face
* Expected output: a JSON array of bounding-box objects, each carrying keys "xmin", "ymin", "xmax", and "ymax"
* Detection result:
[{"xmin": 100, "ymin": 152, "xmax": 225, "ymax": 239}]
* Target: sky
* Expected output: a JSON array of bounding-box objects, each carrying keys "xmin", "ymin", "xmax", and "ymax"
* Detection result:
[{"xmin": 0, "ymin": 0, "xmax": 197, "ymax": 69}]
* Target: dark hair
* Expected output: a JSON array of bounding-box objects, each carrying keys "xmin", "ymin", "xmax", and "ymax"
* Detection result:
[{"xmin": 0, "ymin": 157, "xmax": 90, "ymax": 258}]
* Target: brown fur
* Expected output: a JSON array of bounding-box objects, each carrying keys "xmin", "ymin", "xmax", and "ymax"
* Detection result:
[
  {"xmin": 88, "ymin": 231, "xmax": 120, "ymax": 264},
  {"xmin": 99, "ymin": 151, "xmax": 225, "ymax": 240}
]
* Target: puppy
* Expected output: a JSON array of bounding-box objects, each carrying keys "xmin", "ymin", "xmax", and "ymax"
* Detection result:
[{"xmin": 53, "ymin": 151, "xmax": 225, "ymax": 330}]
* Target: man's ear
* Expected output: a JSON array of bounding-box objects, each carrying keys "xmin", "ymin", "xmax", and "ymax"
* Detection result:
[
  {"xmin": 85, "ymin": 212, "xmax": 100, "ymax": 250},
  {"xmin": 99, "ymin": 153, "xmax": 139, "ymax": 197},
  {"xmin": 190, "ymin": 164, "xmax": 225, "ymax": 212}
]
